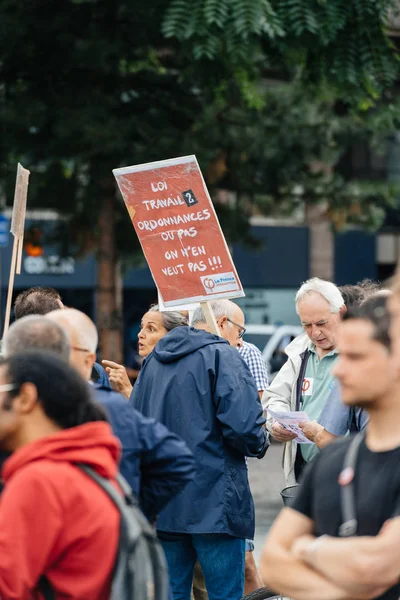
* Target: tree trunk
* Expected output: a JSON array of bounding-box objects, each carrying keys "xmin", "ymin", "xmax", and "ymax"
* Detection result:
[
  {"xmin": 306, "ymin": 202, "xmax": 334, "ymax": 281},
  {"xmin": 96, "ymin": 189, "xmax": 123, "ymax": 363}
]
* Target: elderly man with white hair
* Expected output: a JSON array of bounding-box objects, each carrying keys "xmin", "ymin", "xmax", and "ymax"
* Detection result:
[{"xmin": 263, "ymin": 278, "xmax": 345, "ymax": 484}]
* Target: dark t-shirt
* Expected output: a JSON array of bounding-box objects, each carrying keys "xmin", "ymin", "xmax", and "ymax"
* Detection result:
[{"xmin": 293, "ymin": 437, "xmax": 400, "ymax": 600}]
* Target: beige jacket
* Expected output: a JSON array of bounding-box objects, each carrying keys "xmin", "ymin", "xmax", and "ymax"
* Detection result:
[{"xmin": 262, "ymin": 332, "xmax": 309, "ymax": 485}]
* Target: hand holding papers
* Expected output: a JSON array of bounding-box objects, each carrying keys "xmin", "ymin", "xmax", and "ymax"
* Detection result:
[{"xmin": 267, "ymin": 409, "xmax": 312, "ymax": 444}]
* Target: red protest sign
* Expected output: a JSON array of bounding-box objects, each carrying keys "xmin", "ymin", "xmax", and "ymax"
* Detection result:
[{"xmin": 113, "ymin": 155, "xmax": 244, "ymax": 307}]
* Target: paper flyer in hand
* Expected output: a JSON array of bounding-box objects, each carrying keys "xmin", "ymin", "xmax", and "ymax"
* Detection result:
[{"xmin": 267, "ymin": 409, "xmax": 312, "ymax": 444}]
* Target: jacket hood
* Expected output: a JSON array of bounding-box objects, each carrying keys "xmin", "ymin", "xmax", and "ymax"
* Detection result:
[
  {"xmin": 2, "ymin": 422, "xmax": 121, "ymax": 483},
  {"xmin": 153, "ymin": 326, "xmax": 228, "ymax": 363}
]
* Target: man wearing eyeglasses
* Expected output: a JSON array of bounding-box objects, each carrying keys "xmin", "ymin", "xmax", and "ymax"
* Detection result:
[
  {"xmin": 190, "ymin": 298, "xmax": 247, "ymax": 346},
  {"xmin": 131, "ymin": 299, "xmax": 269, "ymax": 600}
]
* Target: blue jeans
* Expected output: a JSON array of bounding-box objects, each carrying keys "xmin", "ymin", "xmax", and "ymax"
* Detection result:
[{"xmin": 160, "ymin": 533, "xmax": 245, "ymax": 600}]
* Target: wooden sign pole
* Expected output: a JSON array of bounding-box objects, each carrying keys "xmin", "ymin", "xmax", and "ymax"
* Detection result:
[
  {"xmin": 200, "ymin": 301, "xmax": 219, "ymax": 336},
  {"xmin": 3, "ymin": 163, "xmax": 29, "ymax": 338},
  {"xmin": 158, "ymin": 290, "xmax": 220, "ymax": 336},
  {"xmin": 3, "ymin": 239, "xmax": 18, "ymax": 337},
  {"xmin": 16, "ymin": 236, "xmax": 24, "ymax": 275}
]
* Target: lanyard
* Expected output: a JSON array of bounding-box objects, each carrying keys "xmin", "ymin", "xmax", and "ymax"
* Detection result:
[
  {"xmin": 338, "ymin": 431, "xmax": 365, "ymax": 537},
  {"xmin": 296, "ymin": 349, "xmax": 310, "ymax": 412},
  {"xmin": 339, "ymin": 431, "xmax": 400, "ymax": 537}
]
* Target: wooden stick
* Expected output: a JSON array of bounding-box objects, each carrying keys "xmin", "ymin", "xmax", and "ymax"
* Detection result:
[
  {"xmin": 16, "ymin": 236, "xmax": 23, "ymax": 275},
  {"xmin": 3, "ymin": 237, "xmax": 18, "ymax": 337},
  {"xmin": 200, "ymin": 301, "xmax": 219, "ymax": 336},
  {"xmin": 11, "ymin": 164, "xmax": 29, "ymax": 238}
]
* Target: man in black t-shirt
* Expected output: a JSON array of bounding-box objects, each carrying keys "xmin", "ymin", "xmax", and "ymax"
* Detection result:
[{"xmin": 260, "ymin": 294, "xmax": 400, "ymax": 600}]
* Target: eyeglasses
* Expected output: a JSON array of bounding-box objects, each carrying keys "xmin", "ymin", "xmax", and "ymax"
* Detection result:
[
  {"xmin": 71, "ymin": 345, "xmax": 91, "ymax": 353},
  {"xmin": 0, "ymin": 383, "xmax": 17, "ymax": 393},
  {"xmin": 226, "ymin": 318, "xmax": 246, "ymax": 339}
]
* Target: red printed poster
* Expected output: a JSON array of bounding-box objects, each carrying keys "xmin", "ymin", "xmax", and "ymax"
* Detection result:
[{"xmin": 113, "ymin": 155, "xmax": 244, "ymax": 307}]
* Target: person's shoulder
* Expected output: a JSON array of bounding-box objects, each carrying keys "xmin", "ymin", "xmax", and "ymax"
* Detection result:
[
  {"xmin": 92, "ymin": 386, "xmax": 127, "ymax": 407},
  {"xmin": 215, "ymin": 342, "xmax": 251, "ymax": 365},
  {"xmin": 240, "ymin": 341, "xmax": 262, "ymax": 356},
  {"xmin": 316, "ymin": 436, "xmax": 353, "ymax": 466},
  {"xmin": 5, "ymin": 459, "xmax": 69, "ymax": 496},
  {"xmin": 298, "ymin": 437, "xmax": 352, "ymax": 489},
  {"xmin": 93, "ymin": 387, "xmax": 146, "ymax": 427},
  {"xmin": 286, "ymin": 332, "xmax": 309, "ymax": 357},
  {"xmin": 94, "ymin": 386, "xmax": 155, "ymax": 426}
]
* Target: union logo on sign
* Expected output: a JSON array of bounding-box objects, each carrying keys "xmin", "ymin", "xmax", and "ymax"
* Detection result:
[{"xmin": 203, "ymin": 278, "xmax": 215, "ymax": 290}]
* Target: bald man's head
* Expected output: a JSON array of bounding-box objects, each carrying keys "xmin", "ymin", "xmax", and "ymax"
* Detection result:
[
  {"xmin": 47, "ymin": 308, "xmax": 98, "ymax": 380},
  {"xmin": 3, "ymin": 316, "xmax": 70, "ymax": 360},
  {"xmin": 192, "ymin": 299, "xmax": 245, "ymax": 347}
]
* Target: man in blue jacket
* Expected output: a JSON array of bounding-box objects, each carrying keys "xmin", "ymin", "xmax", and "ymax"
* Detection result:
[
  {"xmin": 131, "ymin": 313, "xmax": 269, "ymax": 600},
  {"xmin": 4, "ymin": 311, "xmax": 195, "ymax": 523}
]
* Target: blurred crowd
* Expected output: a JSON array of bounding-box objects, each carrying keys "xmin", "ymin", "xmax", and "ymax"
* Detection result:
[{"xmin": 0, "ymin": 274, "xmax": 398, "ymax": 600}]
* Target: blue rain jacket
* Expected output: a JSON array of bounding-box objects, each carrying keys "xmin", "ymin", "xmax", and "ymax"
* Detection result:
[
  {"xmin": 93, "ymin": 386, "xmax": 195, "ymax": 522},
  {"xmin": 130, "ymin": 327, "xmax": 269, "ymax": 539},
  {"xmin": 92, "ymin": 362, "xmax": 111, "ymax": 389}
]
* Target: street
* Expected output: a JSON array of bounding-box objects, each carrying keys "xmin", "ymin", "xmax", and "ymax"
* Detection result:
[{"xmin": 249, "ymin": 442, "xmax": 286, "ymax": 565}]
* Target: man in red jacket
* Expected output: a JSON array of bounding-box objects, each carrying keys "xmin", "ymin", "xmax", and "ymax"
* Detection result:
[{"xmin": 0, "ymin": 350, "xmax": 121, "ymax": 600}]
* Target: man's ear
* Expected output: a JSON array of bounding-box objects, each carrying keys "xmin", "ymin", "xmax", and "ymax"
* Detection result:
[
  {"xmin": 217, "ymin": 316, "xmax": 227, "ymax": 330},
  {"xmin": 340, "ymin": 304, "xmax": 347, "ymax": 317},
  {"xmin": 15, "ymin": 382, "xmax": 38, "ymax": 415}
]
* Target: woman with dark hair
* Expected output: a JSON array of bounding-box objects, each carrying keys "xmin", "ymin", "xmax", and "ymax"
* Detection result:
[
  {"xmin": 0, "ymin": 350, "xmax": 121, "ymax": 599},
  {"xmin": 103, "ymin": 305, "xmax": 188, "ymax": 399}
]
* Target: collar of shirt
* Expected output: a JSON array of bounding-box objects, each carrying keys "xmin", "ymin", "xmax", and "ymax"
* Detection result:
[{"xmin": 307, "ymin": 341, "xmax": 338, "ymax": 357}]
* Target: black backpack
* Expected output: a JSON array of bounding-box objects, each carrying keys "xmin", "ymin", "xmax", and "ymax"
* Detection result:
[{"xmin": 39, "ymin": 464, "xmax": 169, "ymax": 600}]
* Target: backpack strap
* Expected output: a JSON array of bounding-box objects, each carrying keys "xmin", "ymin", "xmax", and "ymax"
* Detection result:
[
  {"xmin": 115, "ymin": 471, "xmax": 136, "ymax": 502},
  {"xmin": 295, "ymin": 349, "xmax": 310, "ymax": 411},
  {"xmin": 338, "ymin": 431, "xmax": 365, "ymax": 537},
  {"xmin": 76, "ymin": 464, "xmax": 131, "ymax": 512},
  {"xmin": 76, "ymin": 464, "xmax": 168, "ymax": 600},
  {"xmin": 34, "ymin": 467, "xmax": 132, "ymax": 600}
]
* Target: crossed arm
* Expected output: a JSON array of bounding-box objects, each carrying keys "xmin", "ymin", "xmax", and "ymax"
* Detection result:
[
  {"xmin": 292, "ymin": 516, "xmax": 400, "ymax": 592},
  {"xmin": 260, "ymin": 508, "xmax": 394, "ymax": 600}
]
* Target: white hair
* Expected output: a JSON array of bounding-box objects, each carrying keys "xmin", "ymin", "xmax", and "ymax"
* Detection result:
[
  {"xmin": 192, "ymin": 299, "xmax": 236, "ymax": 326},
  {"xmin": 46, "ymin": 308, "xmax": 98, "ymax": 353},
  {"xmin": 76, "ymin": 316, "xmax": 98, "ymax": 353},
  {"xmin": 296, "ymin": 278, "xmax": 344, "ymax": 314}
]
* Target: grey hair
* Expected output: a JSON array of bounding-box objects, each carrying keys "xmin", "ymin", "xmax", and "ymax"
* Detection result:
[
  {"xmin": 148, "ymin": 305, "xmax": 188, "ymax": 331},
  {"xmin": 296, "ymin": 278, "xmax": 344, "ymax": 314},
  {"xmin": 192, "ymin": 299, "xmax": 236, "ymax": 326},
  {"xmin": 3, "ymin": 315, "xmax": 70, "ymax": 361},
  {"xmin": 46, "ymin": 308, "xmax": 98, "ymax": 353}
]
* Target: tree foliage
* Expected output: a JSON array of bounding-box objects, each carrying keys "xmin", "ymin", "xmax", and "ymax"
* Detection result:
[
  {"xmin": 0, "ymin": 0, "xmax": 206, "ymax": 261},
  {"xmin": 188, "ymin": 81, "xmax": 400, "ymax": 232},
  {"xmin": 163, "ymin": 0, "xmax": 400, "ymax": 104},
  {"xmin": 0, "ymin": 0, "xmax": 399, "ymax": 262}
]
